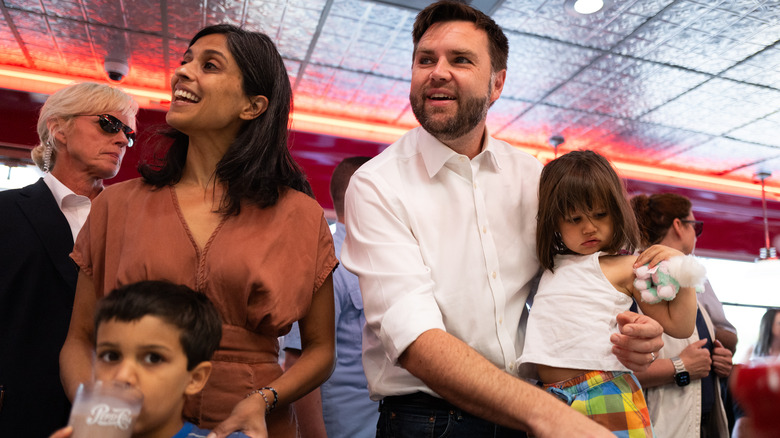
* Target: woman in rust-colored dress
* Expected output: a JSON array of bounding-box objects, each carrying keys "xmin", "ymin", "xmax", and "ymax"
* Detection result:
[{"xmin": 60, "ymin": 24, "xmax": 337, "ymax": 438}]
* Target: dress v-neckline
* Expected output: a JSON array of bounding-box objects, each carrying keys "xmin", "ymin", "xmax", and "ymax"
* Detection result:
[{"xmin": 169, "ymin": 185, "xmax": 229, "ymax": 258}]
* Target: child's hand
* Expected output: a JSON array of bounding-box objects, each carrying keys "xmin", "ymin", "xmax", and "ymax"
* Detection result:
[
  {"xmin": 634, "ymin": 244, "xmax": 684, "ymax": 268},
  {"xmin": 49, "ymin": 426, "xmax": 73, "ymax": 438}
]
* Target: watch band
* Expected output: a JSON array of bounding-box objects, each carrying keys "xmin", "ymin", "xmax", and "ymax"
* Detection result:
[
  {"xmin": 671, "ymin": 355, "xmax": 690, "ymax": 387},
  {"xmin": 671, "ymin": 356, "xmax": 686, "ymax": 374}
]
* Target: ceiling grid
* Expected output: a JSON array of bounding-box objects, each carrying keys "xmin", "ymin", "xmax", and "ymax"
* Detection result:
[{"xmin": 0, "ymin": 0, "xmax": 778, "ymax": 189}]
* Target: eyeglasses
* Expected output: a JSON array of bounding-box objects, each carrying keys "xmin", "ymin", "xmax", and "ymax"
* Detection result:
[
  {"xmin": 681, "ymin": 219, "xmax": 704, "ymax": 237},
  {"xmin": 74, "ymin": 114, "xmax": 136, "ymax": 147}
]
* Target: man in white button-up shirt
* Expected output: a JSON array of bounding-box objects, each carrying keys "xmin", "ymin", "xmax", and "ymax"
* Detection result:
[{"xmin": 342, "ymin": 2, "xmax": 664, "ymax": 437}]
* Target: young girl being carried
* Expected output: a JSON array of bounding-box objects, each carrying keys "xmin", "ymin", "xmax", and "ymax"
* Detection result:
[{"xmin": 518, "ymin": 150, "xmax": 702, "ymax": 437}]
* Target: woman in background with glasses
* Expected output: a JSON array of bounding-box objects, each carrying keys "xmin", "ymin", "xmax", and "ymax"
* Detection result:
[
  {"xmin": 59, "ymin": 24, "xmax": 337, "ymax": 438},
  {"xmin": 0, "ymin": 82, "xmax": 137, "ymax": 437},
  {"xmin": 631, "ymin": 193, "xmax": 735, "ymax": 438}
]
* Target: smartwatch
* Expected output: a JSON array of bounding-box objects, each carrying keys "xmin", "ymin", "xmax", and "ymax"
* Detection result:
[{"xmin": 671, "ymin": 356, "xmax": 690, "ymax": 387}]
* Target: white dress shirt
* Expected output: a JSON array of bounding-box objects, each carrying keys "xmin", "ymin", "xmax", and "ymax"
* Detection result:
[
  {"xmin": 42, "ymin": 172, "xmax": 91, "ymax": 242},
  {"xmin": 342, "ymin": 127, "xmax": 543, "ymax": 400}
]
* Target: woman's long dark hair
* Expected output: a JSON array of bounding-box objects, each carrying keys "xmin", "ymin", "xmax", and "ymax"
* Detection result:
[
  {"xmin": 754, "ymin": 308, "xmax": 779, "ymax": 357},
  {"xmin": 139, "ymin": 24, "xmax": 311, "ymax": 214}
]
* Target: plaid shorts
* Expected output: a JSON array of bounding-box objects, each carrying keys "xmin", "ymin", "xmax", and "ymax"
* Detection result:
[{"xmin": 543, "ymin": 370, "xmax": 655, "ymax": 437}]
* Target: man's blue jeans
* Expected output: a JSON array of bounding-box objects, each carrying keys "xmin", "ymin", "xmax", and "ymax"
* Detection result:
[{"xmin": 377, "ymin": 392, "xmax": 527, "ymax": 438}]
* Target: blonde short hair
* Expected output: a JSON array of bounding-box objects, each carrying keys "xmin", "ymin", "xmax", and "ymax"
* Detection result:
[{"xmin": 31, "ymin": 82, "xmax": 139, "ymax": 171}]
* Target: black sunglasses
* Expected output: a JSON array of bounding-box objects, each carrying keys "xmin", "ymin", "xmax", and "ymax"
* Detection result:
[
  {"xmin": 75, "ymin": 114, "xmax": 136, "ymax": 147},
  {"xmin": 681, "ymin": 219, "xmax": 703, "ymax": 237}
]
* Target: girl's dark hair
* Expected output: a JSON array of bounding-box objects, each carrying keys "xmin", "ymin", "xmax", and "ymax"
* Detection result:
[
  {"xmin": 631, "ymin": 193, "xmax": 692, "ymax": 248},
  {"xmin": 94, "ymin": 281, "xmax": 222, "ymax": 370},
  {"xmin": 537, "ymin": 150, "xmax": 639, "ymax": 272},
  {"xmin": 139, "ymin": 24, "xmax": 312, "ymax": 214},
  {"xmin": 754, "ymin": 308, "xmax": 779, "ymax": 357}
]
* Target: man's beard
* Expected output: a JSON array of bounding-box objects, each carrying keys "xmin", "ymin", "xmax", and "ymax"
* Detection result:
[{"xmin": 410, "ymin": 89, "xmax": 491, "ymax": 142}]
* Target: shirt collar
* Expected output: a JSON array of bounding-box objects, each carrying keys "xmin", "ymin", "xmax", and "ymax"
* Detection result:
[
  {"xmin": 418, "ymin": 127, "xmax": 502, "ymax": 179},
  {"xmin": 42, "ymin": 172, "xmax": 75, "ymax": 209}
]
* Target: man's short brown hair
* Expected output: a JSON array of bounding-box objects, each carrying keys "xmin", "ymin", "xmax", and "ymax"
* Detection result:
[{"xmin": 413, "ymin": 1, "xmax": 509, "ymax": 73}]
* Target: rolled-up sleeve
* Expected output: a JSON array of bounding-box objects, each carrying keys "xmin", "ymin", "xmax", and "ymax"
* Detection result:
[{"xmin": 342, "ymin": 170, "xmax": 444, "ymax": 364}]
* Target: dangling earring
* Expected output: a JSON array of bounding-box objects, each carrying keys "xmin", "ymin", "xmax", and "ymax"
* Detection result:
[{"xmin": 43, "ymin": 139, "xmax": 53, "ymax": 173}]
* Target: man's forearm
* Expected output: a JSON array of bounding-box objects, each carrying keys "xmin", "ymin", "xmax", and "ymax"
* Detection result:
[{"xmin": 399, "ymin": 329, "xmax": 611, "ymax": 437}]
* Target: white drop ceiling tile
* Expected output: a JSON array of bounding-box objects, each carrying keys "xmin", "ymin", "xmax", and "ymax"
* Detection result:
[
  {"xmin": 166, "ymin": 0, "xmax": 205, "ymax": 40},
  {"xmin": 321, "ymin": 15, "xmax": 361, "ymax": 38},
  {"xmin": 747, "ymin": 21, "xmax": 780, "ymax": 46},
  {"xmin": 710, "ymin": 15, "xmax": 762, "ymax": 43},
  {"xmin": 82, "ymin": 0, "xmax": 129, "ymax": 28},
  {"xmin": 358, "ymin": 23, "xmax": 399, "ymax": 46},
  {"xmin": 729, "ymin": 116, "xmax": 780, "ymax": 148},
  {"xmin": 494, "ymin": 0, "xmax": 542, "ymax": 15},
  {"xmin": 486, "ymin": 98, "xmax": 532, "ymax": 131},
  {"xmin": 733, "ymin": 0, "xmax": 778, "ymax": 21},
  {"xmin": 342, "ymin": 41, "xmax": 387, "ymax": 71},
  {"xmin": 129, "ymin": 33, "xmax": 164, "ymax": 62},
  {"xmin": 5, "ymin": 0, "xmax": 44, "ymax": 13},
  {"xmin": 614, "ymin": 36, "xmax": 658, "ymax": 58},
  {"xmin": 330, "ymin": 68, "xmax": 365, "ymax": 90},
  {"xmin": 657, "ymin": 0, "xmax": 716, "ymax": 26},
  {"xmin": 40, "ymin": 0, "xmax": 84, "ymax": 20},
  {"xmin": 603, "ymin": 11, "xmax": 651, "ymax": 36},
  {"xmin": 309, "ymin": 32, "xmax": 351, "ymax": 64},
  {"xmin": 243, "ymin": 2, "xmax": 284, "ymax": 36},
  {"xmin": 372, "ymin": 47, "xmax": 411, "ymax": 80},
  {"xmin": 625, "ymin": 0, "xmax": 676, "ymax": 18},
  {"xmin": 642, "ymin": 79, "xmax": 780, "ymax": 135},
  {"xmin": 8, "ymin": 9, "xmax": 49, "ymax": 34},
  {"xmin": 659, "ymin": 138, "xmax": 778, "ymax": 173},
  {"xmin": 276, "ymin": 7, "xmax": 321, "ymax": 60},
  {"xmin": 630, "ymin": 18, "xmax": 682, "ymax": 46},
  {"xmin": 125, "ymin": 0, "xmax": 163, "ymax": 33},
  {"xmin": 329, "ymin": 0, "xmax": 370, "ymax": 21},
  {"xmin": 363, "ymin": 1, "xmax": 413, "ymax": 28}
]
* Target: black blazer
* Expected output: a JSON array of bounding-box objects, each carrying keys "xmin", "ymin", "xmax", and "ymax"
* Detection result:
[{"xmin": 0, "ymin": 178, "xmax": 78, "ymax": 437}]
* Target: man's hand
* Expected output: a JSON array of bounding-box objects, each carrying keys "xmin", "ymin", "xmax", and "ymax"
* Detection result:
[
  {"xmin": 529, "ymin": 397, "xmax": 615, "ymax": 438},
  {"xmin": 610, "ymin": 311, "xmax": 664, "ymax": 372},
  {"xmin": 207, "ymin": 394, "xmax": 268, "ymax": 438},
  {"xmin": 711, "ymin": 340, "xmax": 733, "ymax": 378},
  {"xmin": 679, "ymin": 339, "xmax": 712, "ymax": 380}
]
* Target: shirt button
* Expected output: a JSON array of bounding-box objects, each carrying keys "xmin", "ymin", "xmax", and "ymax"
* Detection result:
[
  {"xmin": 491, "ymin": 271, "xmax": 497, "ymax": 279},
  {"xmin": 459, "ymin": 156, "xmax": 467, "ymax": 162},
  {"xmin": 482, "ymin": 226, "xmax": 487, "ymax": 234},
  {"xmin": 473, "ymin": 182, "xmax": 477, "ymax": 189},
  {"xmin": 508, "ymin": 363, "xmax": 515, "ymax": 371}
]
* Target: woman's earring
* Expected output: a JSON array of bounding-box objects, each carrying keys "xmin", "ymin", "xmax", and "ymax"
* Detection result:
[{"xmin": 43, "ymin": 139, "xmax": 53, "ymax": 173}]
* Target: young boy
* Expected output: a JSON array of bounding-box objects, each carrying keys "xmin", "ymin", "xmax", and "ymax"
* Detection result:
[{"xmin": 53, "ymin": 280, "xmax": 248, "ymax": 438}]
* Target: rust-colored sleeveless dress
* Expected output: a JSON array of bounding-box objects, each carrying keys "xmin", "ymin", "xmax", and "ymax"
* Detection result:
[{"xmin": 72, "ymin": 178, "xmax": 338, "ymax": 437}]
